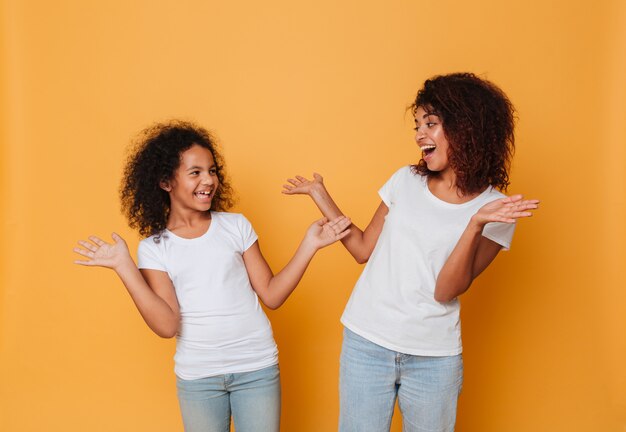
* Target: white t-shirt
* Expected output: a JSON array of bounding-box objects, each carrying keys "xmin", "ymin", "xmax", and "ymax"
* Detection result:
[
  {"xmin": 341, "ymin": 166, "xmax": 515, "ymax": 356},
  {"xmin": 137, "ymin": 212, "xmax": 278, "ymax": 380}
]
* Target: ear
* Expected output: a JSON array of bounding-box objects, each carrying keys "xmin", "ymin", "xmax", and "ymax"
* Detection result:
[{"xmin": 159, "ymin": 180, "xmax": 172, "ymax": 192}]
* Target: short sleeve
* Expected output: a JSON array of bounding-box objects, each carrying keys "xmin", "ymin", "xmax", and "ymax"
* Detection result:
[
  {"xmin": 137, "ymin": 238, "xmax": 167, "ymax": 271},
  {"xmin": 238, "ymin": 214, "xmax": 259, "ymax": 252},
  {"xmin": 482, "ymin": 221, "xmax": 516, "ymax": 251},
  {"xmin": 378, "ymin": 166, "xmax": 409, "ymax": 207}
]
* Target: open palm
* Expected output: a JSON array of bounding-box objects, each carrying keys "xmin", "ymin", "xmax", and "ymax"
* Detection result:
[
  {"xmin": 475, "ymin": 195, "xmax": 540, "ymax": 225},
  {"xmin": 282, "ymin": 173, "xmax": 324, "ymax": 196},
  {"xmin": 306, "ymin": 216, "xmax": 352, "ymax": 249},
  {"xmin": 73, "ymin": 233, "xmax": 131, "ymax": 270}
]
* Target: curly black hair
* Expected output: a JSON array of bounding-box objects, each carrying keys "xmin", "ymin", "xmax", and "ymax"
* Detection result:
[
  {"xmin": 411, "ymin": 72, "xmax": 515, "ymax": 195},
  {"xmin": 120, "ymin": 120, "xmax": 235, "ymax": 238}
]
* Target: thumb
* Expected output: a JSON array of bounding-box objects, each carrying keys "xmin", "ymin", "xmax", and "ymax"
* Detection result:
[
  {"xmin": 503, "ymin": 194, "xmax": 523, "ymax": 203},
  {"xmin": 111, "ymin": 232, "xmax": 124, "ymax": 243},
  {"xmin": 317, "ymin": 217, "xmax": 328, "ymax": 226}
]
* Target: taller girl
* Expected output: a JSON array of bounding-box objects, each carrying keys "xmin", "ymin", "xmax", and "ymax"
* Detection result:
[
  {"xmin": 74, "ymin": 121, "xmax": 350, "ymax": 432},
  {"xmin": 284, "ymin": 73, "xmax": 539, "ymax": 431}
]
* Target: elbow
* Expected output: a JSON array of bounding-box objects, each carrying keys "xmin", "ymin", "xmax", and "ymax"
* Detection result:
[
  {"xmin": 155, "ymin": 318, "xmax": 180, "ymax": 339},
  {"xmin": 434, "ymin": 291, "xmax": 456, "ymax": 303},
  {"xmin": 433, "ymin": 284, "xmax": 463, "ymax": 303},
  {"xmin": 353, "ymin": 251, "xmax": 371, "ymax": 264},
  {"xmin": 156, "ymin": 327, "xmax": 178, "ymax": 339},
  {"xmin": 261, "ymin": 296, "xmax": 284, "ymax": 311}
]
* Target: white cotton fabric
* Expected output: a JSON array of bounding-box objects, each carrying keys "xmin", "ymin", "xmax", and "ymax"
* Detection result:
[
  {"xmin": 341, "ymin": 166, "xmax": 515, "ymax": 356},
  {"xmin": 137, "ymin": 212, "xmax": 278, "ymax": 379}
]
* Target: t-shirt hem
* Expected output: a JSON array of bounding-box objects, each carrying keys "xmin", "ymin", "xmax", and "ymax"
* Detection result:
[
  {"xmin": 174, "ymin": 357, "xmax": 279, "ymax": 381},
  {"xmin": 341, "ymin": 319, "xmax": 463, "ymax": 357}
]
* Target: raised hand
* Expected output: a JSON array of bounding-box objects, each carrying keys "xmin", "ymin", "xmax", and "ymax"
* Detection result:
[
  {"xmin": 473, "ymin": 195, "xmax": 540, "ymax": 226},
  {"xmin": 282, "ymin": 173, "xmax": 324, "ymax": 196},
  {"xmin": 73, "ymin": 233, "xmax": 132, "ymax": 270},
  {"xmin": 305, "ymin": 215, "xmax": 352, "ymax": 250}
]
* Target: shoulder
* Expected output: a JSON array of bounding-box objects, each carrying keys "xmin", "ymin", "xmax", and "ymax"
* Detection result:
[
  {"xmin": 138, "ymin": 233, "xmax": 164, "ymax": 251},
  {"xmin": 385, "ymin": 165, "xmax": 424, "ymax": 188},
  {"xmin": 212, "ymin": 211, "xmax": 256, "ymax": 236},
  {"xmin": 212, "ymin": 211, "xmax": 250, "ymax": 227},
  {"xmin": 482, "ymin": 186, "xmax": 507, "ymax": 201}
]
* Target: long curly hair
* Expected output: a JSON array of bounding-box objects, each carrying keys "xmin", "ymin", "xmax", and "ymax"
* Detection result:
[
  {"xmin": 411, "ymin": 73, "xmax": 515, "ymax": 195},
  {"xmin": 120, "ymin": 120, "xmax": 235, "ymax": 238}
]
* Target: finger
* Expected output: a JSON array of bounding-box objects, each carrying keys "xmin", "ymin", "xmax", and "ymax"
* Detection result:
[
  {"xmin": 317, "ymin": 217, "xmax": 328, "ymax": 226},
  {"xmin": 88, "ymin": 236, "xmax": 106, "ymax": 246},
  {"xmin": 327, "ymin": 216, "xmax": 347, "ymax": 231},
  {"xmin": 74, "ymin": 259, "xmax": 95, "ymax": 266},
  {"xmin": 511, "ymin": 211, "xmax": 533, "ymax": 218},
  {"xmin": 491, "ymin": 217, "xmax": 516, "ymax": 224},
  {"xmin": 287, "ymin": 178, "xmax": 300, "ymax": 186},
  {"xmin": 78, "ymin": 240, "xmax": 98, "ymax": 252},
  {"xmin": 521, "ymin": 200, "xmax": 540, "ymax": 207},
  {"xmin": 313, "ymin": 173, "xmax": 323, "ymax": 181},
  {"xmin": 336, "ymin": 228, "xmax": 351, "ymax": 240},
  {"xmin": 502, "ymin": 194, "xmax": 523, "ymax": 204},
  {"xmin": 73, "ymin": 247, "xmax": 95, "ymax": 259},
  {"xmin": 295, "ymin": 175, "xmax": 309, "ymax": 182},
  {"xmin": 111, "ymin": 232, "xmax": 123, "ymax": 243},
  {"xmin": 334, "ymin": 217, "xmax": 352, "ymax": 231}
]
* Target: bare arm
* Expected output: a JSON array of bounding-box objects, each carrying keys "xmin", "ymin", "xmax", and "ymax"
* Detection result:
[
  {"xmin": 434, "ymin": 195, "xmax": 540, "ymax": 302},
  {"xmin": 74, "ymin": 233, "xmax": 181, "ymax": 338},
  {"xmin": 243, "ymin": 216, "xmax": 351, "ymax": 309},
  {"xmin": 283, "ymin": 174, "xmax": 388, "ymax": 263}
]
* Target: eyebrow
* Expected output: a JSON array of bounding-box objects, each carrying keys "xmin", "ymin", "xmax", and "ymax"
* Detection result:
[
  {"xmin": 186, "ymin": 164, "xmax": 216, "ymax": 171},
  {"xmin": 415, "ymin": 113, "xmax": 439, "ymax": 122}
]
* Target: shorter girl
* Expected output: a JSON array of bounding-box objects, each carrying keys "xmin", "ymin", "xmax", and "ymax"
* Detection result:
[{"xmin": 73, "ymin": 121, "xmax": 350, "ymax": 432}]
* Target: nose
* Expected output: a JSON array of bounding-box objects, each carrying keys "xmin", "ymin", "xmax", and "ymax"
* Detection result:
[
  {"xmin": 201, "ymin": 172, "xmax": 215, "ymax": 185},
  {"xmin": 415, "ymin": 125, "xmax": 426, "ymax": 141}
]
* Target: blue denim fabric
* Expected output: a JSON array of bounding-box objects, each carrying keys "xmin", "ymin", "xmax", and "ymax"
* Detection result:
[
  {"xmin": 176, "ymin": 364, "xmax": 280, "ymax": 432},
  {"xmin": 339, "ymin": 328, "xmax": 463, "ymax": 432}
]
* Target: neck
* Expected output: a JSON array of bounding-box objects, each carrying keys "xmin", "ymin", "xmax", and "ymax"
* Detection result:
[{"xmin": 166, "ymin": 208, "xmax": 212, "ymax": 231}]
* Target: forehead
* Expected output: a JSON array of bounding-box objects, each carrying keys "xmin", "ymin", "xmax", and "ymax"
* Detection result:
[
  {"xmin": 414, "ymin": 106, "xmax": 440, "ymax": 121},
  {"xmin": 179, "ymin": 144, "xmax": 215, "ymax": 166}
]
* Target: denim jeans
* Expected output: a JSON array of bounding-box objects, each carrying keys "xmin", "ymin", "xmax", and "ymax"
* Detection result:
[
  {"xmin": 339, "ymin": 328, "xmax": 463, "ymax": 432},
  {"xmin": 176, "ymin": 364, "xmax": 281, "ymax": 432}
]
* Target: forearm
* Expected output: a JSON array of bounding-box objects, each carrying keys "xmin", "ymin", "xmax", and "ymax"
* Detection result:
[
  {"xmin": 434, "ymin": 220, "xmax": 484, "ymax": 302},
  {"xmin": 263, "ymin": 241, "xmax": 318, "ymax": 309},
  {"xmin": 115, "ymin": 262, "xmax": 180, "ymax": 338},
  {"xmin": 308, "ymin": 185, "xmax": 370, "ymax": 263}
]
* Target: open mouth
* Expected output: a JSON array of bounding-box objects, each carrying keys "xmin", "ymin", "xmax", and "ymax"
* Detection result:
[
  {"xmin": 420, "ymin": 144, "xmax": 436, "ymax": 157},
  {"xmin": 194, "ymin": 190, "xmax": 213, "ymax": 200}
]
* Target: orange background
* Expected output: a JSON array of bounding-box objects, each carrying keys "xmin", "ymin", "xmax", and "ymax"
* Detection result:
[{"xmin": 1, "ymin": 1, "xmax": 625, "ymax": 431}]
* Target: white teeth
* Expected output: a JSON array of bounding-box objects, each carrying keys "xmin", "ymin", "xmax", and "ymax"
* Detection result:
[{"xmin": 421, "ymin": 145, "xmax": 436, "ymax": 151}]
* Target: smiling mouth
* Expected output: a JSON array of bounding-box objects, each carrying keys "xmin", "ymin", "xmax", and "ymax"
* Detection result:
[
  {"xmin": 195, "ymin": 190, "xmax": 213, "ymax": 199},
  {"xmin": 420, "ymin": 145, "xmax": 436, "ymax": 157}
]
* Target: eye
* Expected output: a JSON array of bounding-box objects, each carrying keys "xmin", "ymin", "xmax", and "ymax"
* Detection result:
[
  {"xmin": 190, "ymin": 170, "xmax": 200, "ymax": 175},
  {"xmin": 426, "ymin": 122, "xmax": 436, "ymax": 128},
  {"xmin": 209, "ymin": 168, "xmax": 217, "ymax": 175}
]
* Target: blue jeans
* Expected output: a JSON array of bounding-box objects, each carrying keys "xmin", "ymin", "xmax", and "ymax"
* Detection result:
[
  {"xmin": 339, "ymin": 328, "xmax": 463, "ymax": 432},
  {"xmin": 176, "ymin": 364, "xmax": 281, "ymax": 432}
]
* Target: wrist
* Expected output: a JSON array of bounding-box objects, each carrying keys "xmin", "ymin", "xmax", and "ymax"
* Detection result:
[
  {"xmin": 309, "ymin": 182, "xmax": 327, "ymax": 199},
  {"xmin": 299, "ymin": 237, "xmax": 319, "ymax": 256},
  {"xmin": 114, "ymin": 256, "xmax": 136, "ymax": 274},
  {"xmin": 469, "ymin": 215, "xmax": 487, "ymax": 231}
]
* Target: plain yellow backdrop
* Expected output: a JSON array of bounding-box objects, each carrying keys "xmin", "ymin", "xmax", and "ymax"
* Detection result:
[{"xmin": 1, "ymin": 0, "xmax": 625, "ymax": 431}]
